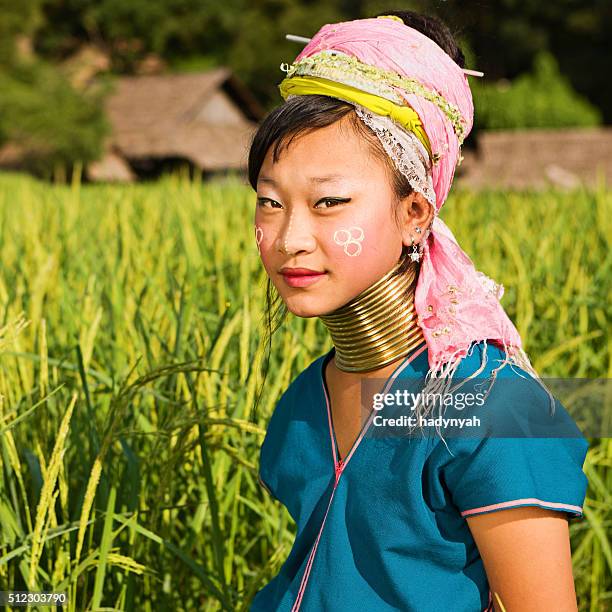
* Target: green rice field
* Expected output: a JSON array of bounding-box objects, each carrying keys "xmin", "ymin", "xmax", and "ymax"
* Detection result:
[{"xmin": 0, "ymin": 170, "xmax": 610, "ymax": 610}]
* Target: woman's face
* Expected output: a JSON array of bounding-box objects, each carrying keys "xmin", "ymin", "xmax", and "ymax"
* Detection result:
[{"xmin": 254, "ymin": 114, "xmax": 410, "ymax": 318}]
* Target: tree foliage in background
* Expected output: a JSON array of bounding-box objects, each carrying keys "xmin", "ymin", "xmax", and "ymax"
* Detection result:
[
  {"xmin": 29, "ymin": 0, "xmax": 610, "ymax": 120},
  {"xmin": 0, "ymin": 0, "xmax": 609, "ymax": 172},
  {"xmin": 0, "ymin": 63, "xmax": 109, "ymax": 176},
  {"xmin": 397, "ymin": 0, "xmax": 611, "ymax": 124},
  {"xmin": 472, "ymin": 52, "xmax": 602, "ymax": 130},
  {"xmin": 0, "ymin": 0, "xmax": 109, "ymax": 177}
]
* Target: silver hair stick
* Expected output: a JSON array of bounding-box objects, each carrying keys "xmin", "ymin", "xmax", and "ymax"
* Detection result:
[
  {"xmin": 285, "ymin": 34, "xmax": 311, "ymax": 44},
  {"xmin": 284, "ymin": 32, "xmax": 484, "ymax": 77},
  {"xmin": 462, "ymin": 68, "xmax": 484, "ymax": 77}
]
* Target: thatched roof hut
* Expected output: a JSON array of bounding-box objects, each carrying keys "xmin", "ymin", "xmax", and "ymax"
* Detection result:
[{"xmin": 88, "ymin": 67, "xmax": 264, "ymax": 181}]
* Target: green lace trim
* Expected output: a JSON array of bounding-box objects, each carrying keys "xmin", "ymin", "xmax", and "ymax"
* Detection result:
[{"xmin": 282, "ymin": 51, "xmax": 467, "ymax": 144}]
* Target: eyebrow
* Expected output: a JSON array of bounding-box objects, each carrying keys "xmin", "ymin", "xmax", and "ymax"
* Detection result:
[{"xmin": 257, "ymin": 174, "xmax": 346, "ymax": 186}]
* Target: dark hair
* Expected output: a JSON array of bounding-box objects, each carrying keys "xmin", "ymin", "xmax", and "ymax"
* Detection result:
[{"xmin": 248, "ymin": 11, "xmax": 465, "ymax": 422}]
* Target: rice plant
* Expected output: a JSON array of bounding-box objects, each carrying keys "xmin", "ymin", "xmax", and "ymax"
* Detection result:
[{"xmin": 0, "ymin": 170, "xmax": 609, "ymax": 610}]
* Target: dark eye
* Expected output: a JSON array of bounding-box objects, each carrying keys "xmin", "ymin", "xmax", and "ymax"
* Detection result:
[
  {"xmin": 315, "ymin": 198, "xmax": 351, "ymax": 209},
  {"xmin": 256, "ymin": 197, "xmax": 281, "ymax": 209}
]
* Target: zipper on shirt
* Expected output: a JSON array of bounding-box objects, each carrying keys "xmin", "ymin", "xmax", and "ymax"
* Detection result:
[
  {"xmin": 334, "ymin": 457, "xmax": 343, "ymax": 486},
  {"xmin": 292, "ymin": 343, "xmax": 428, "ymax": 611},
  {"xmin": 291, "ymin": 465, "xmax": 342, "ymax": 611}
]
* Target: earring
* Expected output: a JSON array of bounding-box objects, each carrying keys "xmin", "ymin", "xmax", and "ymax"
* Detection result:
[
  {"xmin": 415, "ymin": 226, "xmax": 422, "ymax": 234},
  {"xmin": 409, "ymin": 235, "xmax": 421, "ymax": 263}
]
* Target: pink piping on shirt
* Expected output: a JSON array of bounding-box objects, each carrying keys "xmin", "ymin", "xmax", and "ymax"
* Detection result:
[
  {"xmin": 461, "ymin": 498, "xmax": 583, "ymax": 517},
  {"xmin": 291, "ymin": 343, "xmax": 428, "ymax": 611}
]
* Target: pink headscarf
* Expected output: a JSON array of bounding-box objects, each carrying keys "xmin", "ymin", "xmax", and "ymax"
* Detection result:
[
  {"xmin": 286, "ymin": 17, "xmax": 531, "ymax": 380},
  {"xmin": 294, "ymin": 17, "xmax": 472, "ymax": 207}
]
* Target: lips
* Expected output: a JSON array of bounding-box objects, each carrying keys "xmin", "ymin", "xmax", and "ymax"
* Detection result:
[
  {"xmin": 280, "ymin": 267, "xmax": 325, "ymax": 277},
  {"xmin": 280, "ymin": 267, "xmax": 328, "ymax": 288}
]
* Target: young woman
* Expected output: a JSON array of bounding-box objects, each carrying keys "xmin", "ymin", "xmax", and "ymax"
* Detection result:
[{"xmin": 248, "ymin": 11, "xmax": 589, "ymax": 611}]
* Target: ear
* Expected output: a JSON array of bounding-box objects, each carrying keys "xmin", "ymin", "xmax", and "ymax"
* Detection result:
[{"xmin": 398, "ymin": 191, "xmax": 435, "ymax": 247}]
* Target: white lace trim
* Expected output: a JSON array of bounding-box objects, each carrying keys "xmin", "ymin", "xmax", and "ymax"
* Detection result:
[{"xmin": 353, "ymin": 104, "xmax": 437, "ymax": 208}]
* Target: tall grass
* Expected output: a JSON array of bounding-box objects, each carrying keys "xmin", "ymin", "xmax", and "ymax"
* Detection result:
[{"xmin": 0, "ymin": 170, "xmax": 609, "ymax": 610}]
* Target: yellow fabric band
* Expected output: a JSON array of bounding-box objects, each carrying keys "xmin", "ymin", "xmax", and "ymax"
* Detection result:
[
  {"xmin": 377, "ymin": 15, "xmax": 404, "ymax": 23},
  {"xmin": 279, "ymin": 75, "xmax": 432, "ymax": 159}
]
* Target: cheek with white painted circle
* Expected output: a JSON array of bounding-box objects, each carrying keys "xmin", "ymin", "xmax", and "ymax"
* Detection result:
[{"xmin": 333, "ymin": 226, "xmax": 365, "ymax": 257}]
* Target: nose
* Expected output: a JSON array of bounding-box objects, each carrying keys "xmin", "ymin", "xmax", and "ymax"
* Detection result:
[{"xmin": 275, "ymin": 207, "xmax": 316, "ymax": 256}]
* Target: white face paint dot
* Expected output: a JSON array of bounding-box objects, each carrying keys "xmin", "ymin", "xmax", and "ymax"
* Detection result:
[
  {"xmin": 283, "ymin": 209, "xmax": 294, "ymax": 255},
  {"xmin": 333, "ymin": 228, "xmax": 351, "ymax": 243},
  {"xmin": 333, "ymin": 226, "xmax": 365, "ymax": 257},
  {"xmin": 255, "ymin": 225, "xmax": 264, "ymax": 254}
]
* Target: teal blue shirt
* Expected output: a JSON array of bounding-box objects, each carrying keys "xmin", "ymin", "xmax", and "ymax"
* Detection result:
[{"xmin": 251, "ymin": 340, "xmax": 589, "ymax": 611}]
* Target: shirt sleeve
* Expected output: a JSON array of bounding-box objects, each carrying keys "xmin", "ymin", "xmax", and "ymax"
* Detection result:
[
  {"xmin": 438, "ymin": 356, "xmax": 590, "ymax": 521},
  {"xmin": 442, "ymin": 435, "xmax": 589, "ymax": 520}
]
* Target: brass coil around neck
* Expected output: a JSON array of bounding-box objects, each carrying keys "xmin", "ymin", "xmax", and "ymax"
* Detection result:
[{"xmin": 319, "ymin": 251, "xmax": 426, "ymax": 372}]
